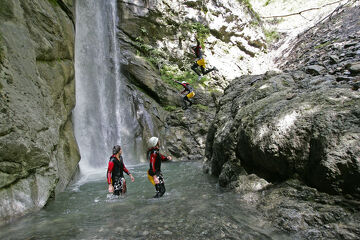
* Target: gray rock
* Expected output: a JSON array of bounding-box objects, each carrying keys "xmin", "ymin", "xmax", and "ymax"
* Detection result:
[
  {"xmin": 348, "ymin": 62, "xmax": 360, "ymax": 74},
  {"xmin": 0, "ymin": 0, "xmax": 79, "ymax": 224},
  {"xmin": 205, "ymin": 72, "xmax": 360, "ymax": 198},
  {"xmin": 305, "ymin": 65, "xmax": 326, "ymax": 75},
  {"xmin": 329, "ymin": 55, "xmax": 339, "ymax": 64}
]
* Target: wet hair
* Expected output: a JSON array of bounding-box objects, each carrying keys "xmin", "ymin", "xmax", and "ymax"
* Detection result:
[{"xmin": 112, "ymin": 145, "xmax": 121, "ymax": 155}]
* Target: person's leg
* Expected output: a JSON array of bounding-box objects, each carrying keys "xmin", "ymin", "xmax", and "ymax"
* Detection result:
[
  {"xmin": 191, "ymin": 62, "xmax": 201, "ymax": 76},
  {"xmin": 158, "ymin": 175, "xmax": 166, "ymax": 197},
  {"xmin": 201, "ymin": 66, "xmax": 217, "ymax": 75},
  {"xmin": 186, "ymin": 96, "xmax": 192, "ymax": 106},
  {"xmin": 158, "ymin": 183, "xmax": 166, "ymax": 197},
  {"xmin": 113, "ymin": 178, "xmax": 121, "ymax": 196},
  {"xmin": 183, "ymin": 96, "xmax": 189, "ymax": 109},
  {"xmin": 153, "ymin": 184, "xmax": 160, "ymax": 198},
  {"xmin": 121, "ymin": 178, "xmax": 127, "ymax": 194}
]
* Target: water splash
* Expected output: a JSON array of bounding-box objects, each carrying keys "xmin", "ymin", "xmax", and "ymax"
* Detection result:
[{"xmin": 74, "ymin": 0, "xmax": 138, "ymax": 176}]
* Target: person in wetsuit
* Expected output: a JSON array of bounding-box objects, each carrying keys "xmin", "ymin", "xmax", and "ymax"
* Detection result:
[
  {"xmin": 147, "ymin": 137, "xmax": 172, "ymax": 198},
  {"xmin": 175, "ymin": 80, "xmax": 195, "ymax": 109},
  {"xmin": 107, "ymin": 145, "xmax": 134, "ymax": 195},
  {"xmin": 191, "ymin": 37, "xmax": 217, "ymax": 80}
]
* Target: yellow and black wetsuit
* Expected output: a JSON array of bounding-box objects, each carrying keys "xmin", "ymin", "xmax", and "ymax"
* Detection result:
[
  {"xmin": 176, "ymin": 81, "xmax": 195, "ymax": 109},
  {"xmin": 147, "ymin": 147, "xmax": 169, "ymax": 198},
  {"xmin": 191, "ymin": 38, "xmax": 217, "ymax": 76}
]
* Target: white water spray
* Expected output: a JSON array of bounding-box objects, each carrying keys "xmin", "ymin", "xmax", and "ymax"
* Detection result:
[{"xmin": 74, "ymin": 0, "xmax": 138, "ymax": 175}]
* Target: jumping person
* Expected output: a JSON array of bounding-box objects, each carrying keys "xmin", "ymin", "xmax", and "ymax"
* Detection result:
[
  {"xmin": 174, "ymin": 80, "xmax": 195, "ymax": 110},
  {"xmin": 191, "ymin": 36, "xmax": 217, "ymax": 80},
  {"xmin": 107, "ymin": 145, "xmax": 134, "ymax": 196},
  {"xmin": 147, "ymin": 137, "xmax": 172, "ymax": 198}
]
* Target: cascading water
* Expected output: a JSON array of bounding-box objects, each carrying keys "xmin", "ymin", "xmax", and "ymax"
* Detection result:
[{"xmin": 74, "ymin": 0, "xmax": 138, "ymax": 173}]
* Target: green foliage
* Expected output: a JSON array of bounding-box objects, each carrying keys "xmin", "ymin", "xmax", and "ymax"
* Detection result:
[
  {"xmin": 183, "ymin": 22, "xmax": 210, "ymax": 48},
  {"xmin": 163, "ymin": 105, "xmax": 177, "ymax": 112},
  {"xmin": 134, "ymin": 36, "xmax": 164, "ymax": 70},
  {"xmin": 140, "ymin": 27, "xmax": 147, "ymax": 34},
  {"xmin": 194, "ymin": 104, "xmax": 209, "ymax": 111},
  {"xmin": 264, "ymin": 29, "xmax": 280, "ymax": 43},
  {"xmin": 250, "ymin": 20, "xmax": 260, "ymax": 27},
  {"xmin": 160, "ymin": 64, "xmax": 203, "ymax": 89},
  {"xmin": 264, "ymin": 0, "xmax": 272, "ymax": 6},
  {"xmin": 47, "ymin": 0, "xmax": 57, "ymax": 6},
  {"xmin": 237, "ymin": 0, "xmax": 261, "ymax": 22}
]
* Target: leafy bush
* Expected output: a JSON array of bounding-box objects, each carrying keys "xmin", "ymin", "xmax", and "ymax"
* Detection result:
[
  {"xmin": 194, "ymin": 104, "xmax": 209, "ymax": 111},
  {"xmin": 237, "ymin": 0, "xmax": 261, "ymax": 22},
  {"xmin": 160, "ymin": 65, "xmax": 203, "ymax": 89},
  {"xmin": 264, "ymin": 29, "xmax": 280, "ymax": 43},
  {"xmin": 183, "ymin": 22, "xmax": 210, "ymax": 48},
  {"xmin": 164, "ymin": 105, "xmax": 177, "ymax": 112}
]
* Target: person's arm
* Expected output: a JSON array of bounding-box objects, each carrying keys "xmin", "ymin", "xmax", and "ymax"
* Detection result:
[
  {"xmin": 160, "ymin": 153, "xmax": 172, "ymax": 161},
  {"xmin": 107, "ymin": 161, "xmax": 114, "ymax": 192},
  {"xmin": 122, "ymin": 164, "xmax": 135, "ymax": 182}
]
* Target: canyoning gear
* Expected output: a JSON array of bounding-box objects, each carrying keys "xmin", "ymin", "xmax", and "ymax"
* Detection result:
[
  {"xmin": 175, "ymin": 80, "xmax": 194, "ymax": 109},
  {"xmin": 190, "ymin": 37, "xmax": 217, "ymax": 77},
  {"xmin": 147, "ymin": 145, "xmax": 170, "ymax": 198},
  {"xmin": 186, "ymin": 92, "xmax": 195, "ymax": 99},
  {"xmin": 113, "ymin": 177, "xmax": 126, "ymax": 195},
  {"xmin": 154, "ymin": 174, "xmax": 165, "ymax": 198},
  {"xmin": 191, "ymin": 62, "xmax": 217, "ymax": 76},
  {"xmin": 147, "ymin": 170, "xmax": 155, "ymax": 185},
  {"xmin": 192, "ymin": 38, "xmax": 203, "ymax": 59},
  {"xmin": 107, "ymin": 154, "xmax": 131, "ymax": 195},
  {"xmin": 196, "ymin": 58, "xmax": 206, "ymax": 68},
  {"xmin": 147, "ymin": 147, "xmax": 168, "ymax": 176},
  {"xmin": 148, "ymin": 137, "xmax": 159, "ymax": 148}
]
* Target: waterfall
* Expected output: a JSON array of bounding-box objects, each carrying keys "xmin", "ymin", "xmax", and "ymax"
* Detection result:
[{"xmin": 74, "ymin": 0, "xmax": 138, "ymax": 174}]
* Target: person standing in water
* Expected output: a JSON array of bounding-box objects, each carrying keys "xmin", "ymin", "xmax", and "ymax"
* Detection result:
[
  {"xmin": 107, "ymin": 145, "xmax": 135, "ymax": 196},
  {"xmin": 147, "ymin": 137, "xmax": 172, "ymax": 198}
]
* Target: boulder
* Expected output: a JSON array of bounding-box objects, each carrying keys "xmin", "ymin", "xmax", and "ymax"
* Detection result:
[{"xmin": 205, "ymin": 72, "xmax": 360, "ymax": 198}]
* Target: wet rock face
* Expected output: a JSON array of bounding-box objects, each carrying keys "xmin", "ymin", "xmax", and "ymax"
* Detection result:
[
  {"xmin": 239, "ymin": 179, "xmax": 360, "ymax": 239},
  {"xmin": 0, "ymin": 0, "xmax": 79, "ymax": 224},
  {"xmin": 116, "ymin": 0, "xmax": 252, "ymax": 159},
  {"xmin": 117, "ymin": 0, "xmax": 266, "ymax": 89},
  {"xmin": 205, "ymin": 70, "xmax": 360, "ymax": 197}
]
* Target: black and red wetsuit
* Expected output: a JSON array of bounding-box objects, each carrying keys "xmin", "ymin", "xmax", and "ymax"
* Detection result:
[
  {"xmin": 191, "ymin": 38, "xmax": 216, "ymax": 76},
  {"xmin": 192, "ymin": 38, "xmax": 203, "ymax": 59},
  {"xmin": 147, "ymin": 147, "xmax": 169, "ymax": 198},
  {"xmin": 107, "ymin": 155, "xmax": 130, "ymax": 195},
  {"xmin": 175, "ymin": 81, "xmax": 194, "ymax": 108}
]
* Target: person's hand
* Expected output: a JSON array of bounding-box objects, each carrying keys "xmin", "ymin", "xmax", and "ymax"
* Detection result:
[
  {"xmin": 130, "ymin": 174, "xmax": 135, "ymax": 182},
  {"xmin": 167, "ymin": 156, "xmax": 172, "ymax": 161},
  {"xmin": 108, "ymin": 184, "xmax": 114, "ymax": 193},
  {"xmin": 153, "ymin": 175, "xmax": 160, "ymax": 185}
]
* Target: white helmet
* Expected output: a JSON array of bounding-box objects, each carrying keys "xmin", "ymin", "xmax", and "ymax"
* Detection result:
[
  {"xmin": 148, "ymin": 137, "xmax": 159, "ymax": 148},
  {"xmin": 181, "ymin": 81, "xmax": 186, "ymax": 84}
]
